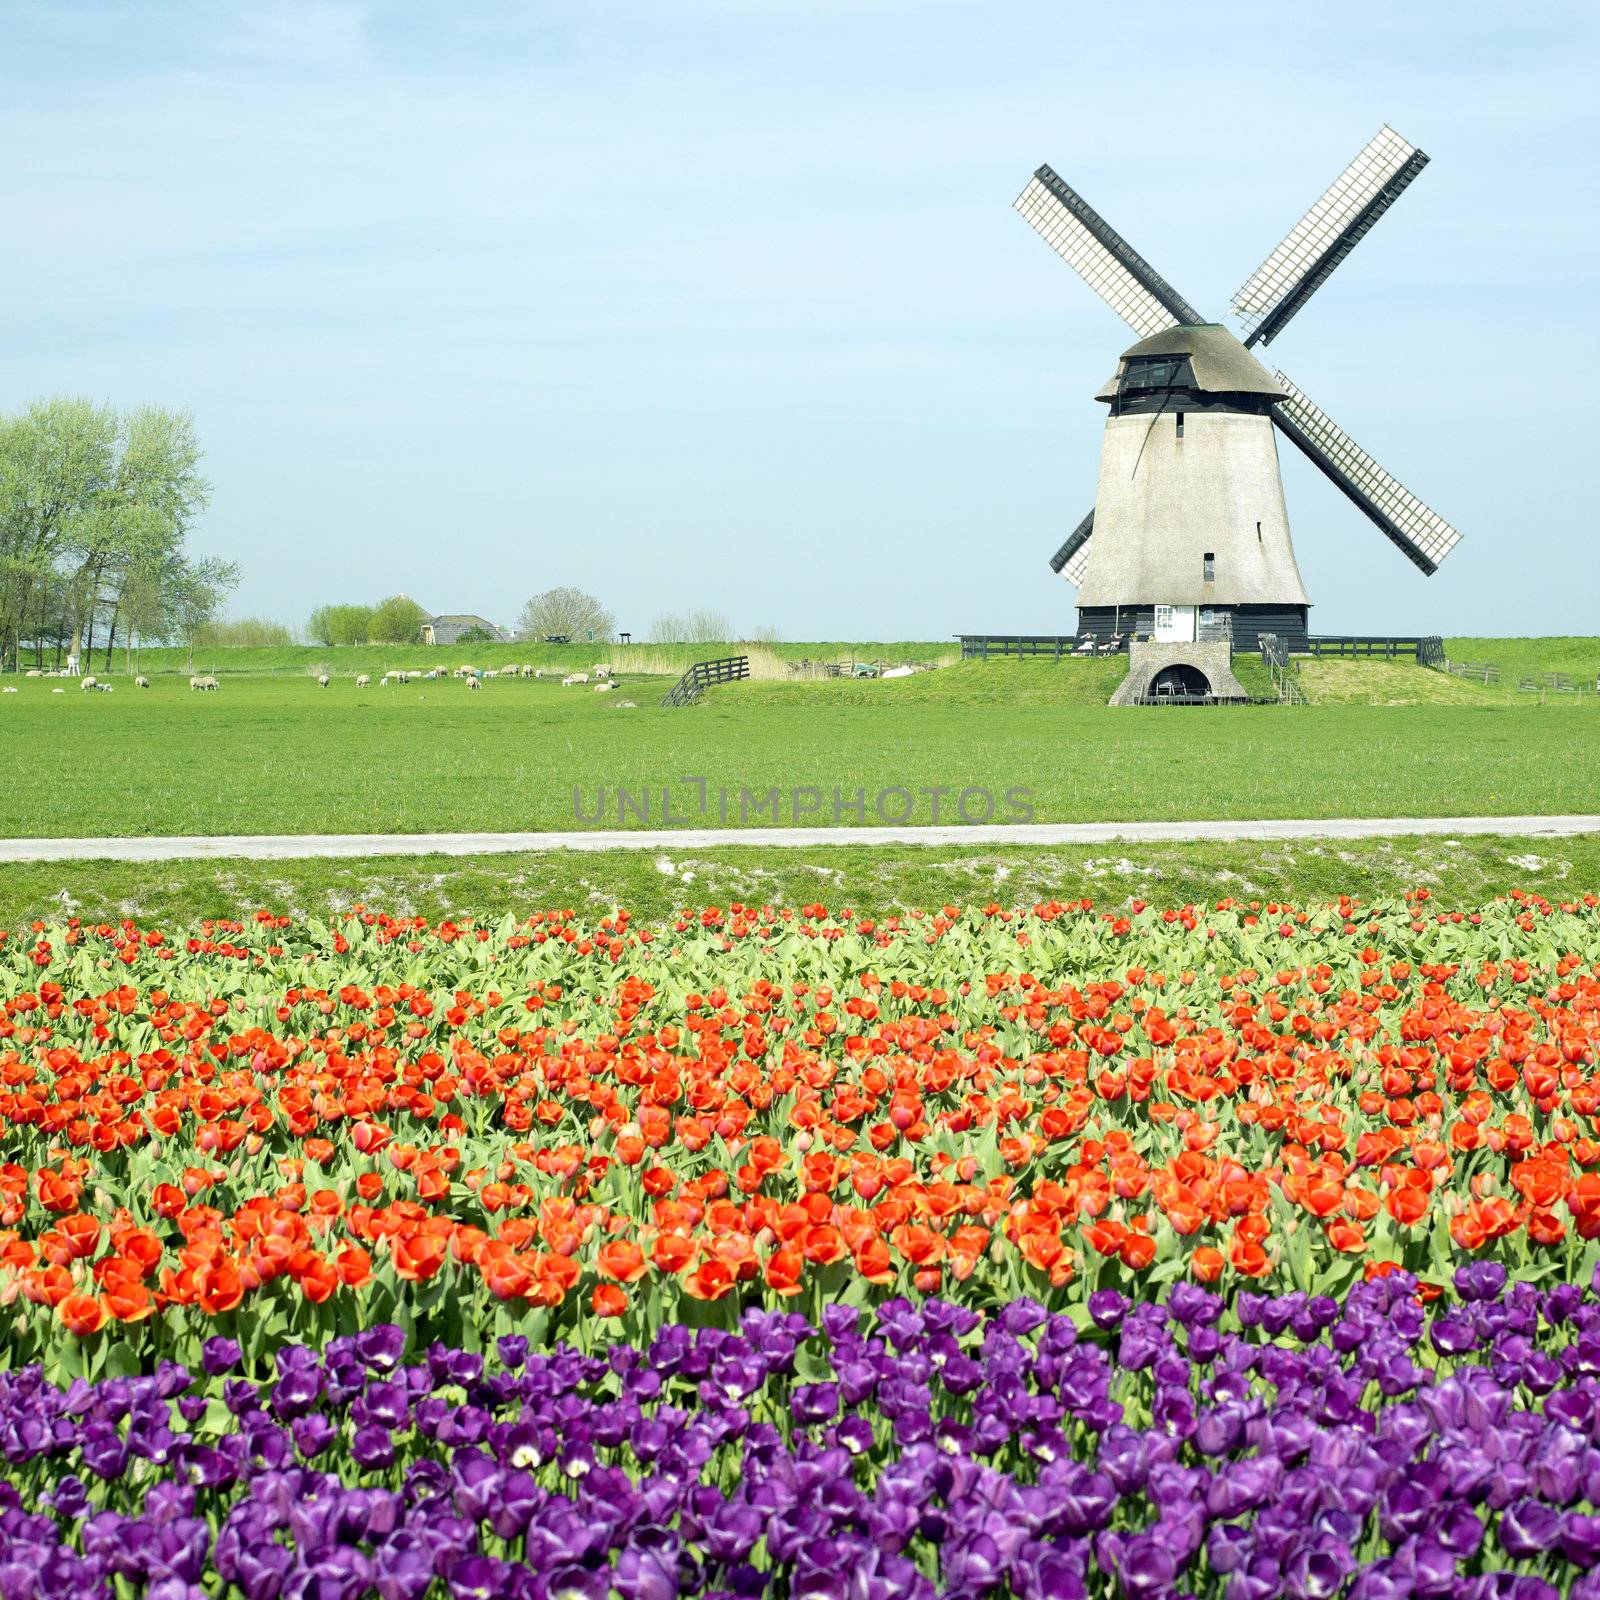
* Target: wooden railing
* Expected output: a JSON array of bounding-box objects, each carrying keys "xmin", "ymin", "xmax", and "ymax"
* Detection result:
[
  {"xmin": 958, "ymin": 634, "xmax": 1126, "ymax": 659},
  {"xmin": 661, "ymin": 654, "xmax": 750, "ymax": 706},
  {"xmin": 1307, "ymin": 635, "xmax": 1445, "ymax": 667}
]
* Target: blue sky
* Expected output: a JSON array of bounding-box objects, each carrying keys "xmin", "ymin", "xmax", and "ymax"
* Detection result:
[{"xmin": 3, "ymin": 0, "xmax": 1596, "ymax": 640}]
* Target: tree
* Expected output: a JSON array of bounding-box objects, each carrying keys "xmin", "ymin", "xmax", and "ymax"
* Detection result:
[
  {"xmin": 164, "ymin": 556, "xmax": 241, "ymax": 669},
  {"xmin": 368, "ymin": 594, "xmax": 428, "ymax": 644},
  {"xmin": 306, "ymin": 603, "xmax": 374, "ymax": 647},
  {"xmin": 0, "ymin": 397, "xmax": 212, "ymax": 670},
  {"xmin": 517, "ymin": 587, "xmax": 615, "ymax": 643}
]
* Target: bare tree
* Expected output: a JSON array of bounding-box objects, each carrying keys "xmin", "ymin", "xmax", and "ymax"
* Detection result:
[
  {"xmin": 650, "ymin": 608, "xmax": 733, "ymax": 644},
  {"xmin": 518, "ymin": 586, "xmax": 615, "ymax": 642}
]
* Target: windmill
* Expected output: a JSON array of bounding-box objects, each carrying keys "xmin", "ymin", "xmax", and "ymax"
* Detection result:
[{"xmin": 1015, "ymin": 125, "xmax": 1461, "ymax": 652}]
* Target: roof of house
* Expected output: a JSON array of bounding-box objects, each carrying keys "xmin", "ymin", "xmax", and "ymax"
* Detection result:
[{"xmin": 429, "ymin": 614, "xmax": 499, "ymax": 629}]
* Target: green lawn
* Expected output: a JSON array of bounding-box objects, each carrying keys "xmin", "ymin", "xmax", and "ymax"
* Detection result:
[
  {"xmin": 2, "ymin": 662, "xmax": 1597, "ymax": 837},
  {"xmin": 1444, "ymin": 636, "xmax": 1600, "ymax": 691},
  {"xmin": 2, "ymin": 833, "xmax": 1595, "ymax": 930},
  {"xmin": 1295, "ymin": 659, "xmax": 1507, "ymax": 706}
]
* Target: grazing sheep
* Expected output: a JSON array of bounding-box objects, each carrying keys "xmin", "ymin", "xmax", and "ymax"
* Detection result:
[
  {"xmin": 592, "ymin": 664, "xmax": 612, "ymax": 679},
  {"xmin": 520, "ymin": 664, "xmax": 533, "ymax": 678},
  {"xmin": 135, "ymin": 676, "xmax": 149, "ymax": 688},
  {"xmin": 189, "ymin": 675, "xmax": 219, "ymax": 691},
  {"xmin": 466, "ymin": 676, "xmax": 482, "ymax": 691},
  {"xmin": 94, "ymin": 683, "xmax": 113, "ymax": 693},
  {"xmin": 80, "ymin": 676, "xmax": 97, "ymax": 691},
  {"xmin": 24, "ymin": 669, "xmax": 40, "ymax": 679},
  {"xmin": 594, "ymin": 681, "xmax": 613, "ymax": 693},
  {"xmin": 355, "ymin": 674, "xmax": 370, "ymax": 688},
  {"xmin": 317, "ymin": 674, "xmax": 330, "ymax": 688},
  {"xmin": 561, "ymin": 672, "xmax": 589, "ymax": 687},
  {"xmin": 483, "ymin": 669, "xmax": 498, "ymax": 680}
]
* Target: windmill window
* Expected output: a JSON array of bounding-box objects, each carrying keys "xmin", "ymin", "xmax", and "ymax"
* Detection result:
[
  {"xmin": 1203, "ymin": 551, "xmax": 1216, "ymax": 582},
  {"xmin": 1176, "ymin": 412, "xmax": 1185, "ymax": 438},
  {"xmin": 1256, "ymin": 521, "xmax": 1262, "ymax": 542},
  {"xmin": 1119, "ymin": 355, "xmax": 1188, "ymax": 395}
]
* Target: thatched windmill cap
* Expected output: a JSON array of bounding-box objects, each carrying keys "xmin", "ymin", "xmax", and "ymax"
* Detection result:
[{"xmin": 1095, "ymin": 324, "xmax": 1286, "ymax": 403}]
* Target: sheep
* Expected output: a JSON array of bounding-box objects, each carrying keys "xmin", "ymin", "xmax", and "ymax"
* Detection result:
[
  {"xmin": 24, "ymin": 669, "xmax": 40, "ymax": 679},
  {"xmin": 135, "ymin": 676, "xmax": 149, "ymax": 688},
  {"xmin": 189, "ymin": 675, "xmax": 219, "ymax": 691},
  {"xmin": 483, "ymin": 669, "xmax": 499, "ymax": 680},
  {"xmin": 466, "ymin": 676, "xmax": 482, "ymax": 691},
  {"xmin": 2, "ymin": 686, "xmax": 16, "ymax": 694},
  {"xmin": 94, "ymin": 683, "xmax": 113, "ymax": 693},
  {"xmin": 594, "ymin": 681, "xmax": 613, "ymax": 693},
  {"xmin": 561, "ymin": 672, "xmax": 589, "ymax": 687},
  {"xmin": 317, "ymin": 674, "xmax": 330, "ymax": 688},
  {"xmin": 520, "ymin": 664, "xmax": 534, "ymax": 678},
  {"xmin": 355, "ymin": 674, "xmax": 370, "ymax": 688},
  {"xmin": 592, "ymin": 664, "xmax": 612, "ymax": 679},
  {"xmin": 80, "ymin": 676, "xmax": 98, "ymax": 692}
]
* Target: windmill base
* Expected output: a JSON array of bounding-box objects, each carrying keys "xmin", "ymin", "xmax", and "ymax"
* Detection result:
[
  {"xmin": 1077, "ymin": 604, "xmax": 1308, "ymax": 653},
  {"xmin": 1110, "ymin": 641, "xmax": 1250, "ymax": 707}
]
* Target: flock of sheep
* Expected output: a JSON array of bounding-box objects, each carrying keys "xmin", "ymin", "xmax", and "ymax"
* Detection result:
[
  {"xmin": 309, "ymin": 662, "xmax": 621, "ymax": 693},
  {"xmin": 5, "ymin": 661, "xmax": 630, "ymax": 699}
]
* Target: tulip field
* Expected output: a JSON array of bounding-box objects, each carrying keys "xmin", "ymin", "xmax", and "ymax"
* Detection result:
[{"xmin": 3, "ymin": 888, "xmax": 1600, "ymax": 1596}]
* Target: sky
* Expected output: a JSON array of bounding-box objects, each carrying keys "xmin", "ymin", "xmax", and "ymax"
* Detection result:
[{"xmin": 3, "ymin": 0, "xmax": 1597, "ymax": 641}]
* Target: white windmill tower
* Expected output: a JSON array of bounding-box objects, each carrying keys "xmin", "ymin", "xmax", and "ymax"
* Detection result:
[{"xmin": 1014, "ymin": 126, "xmax": 1461, "ymax": 658}]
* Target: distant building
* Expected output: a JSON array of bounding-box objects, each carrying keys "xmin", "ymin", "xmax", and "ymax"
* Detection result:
[{"xmin": 421, "ymin": 614, "xmax": 508, "ymax": 646}]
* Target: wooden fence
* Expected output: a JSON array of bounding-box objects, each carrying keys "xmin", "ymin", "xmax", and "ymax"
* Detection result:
[
  {"xmin": 958, "ymin": 634, "xmax": 1124, "ymax": 660},
  {"xmin": 661, "ymin": 654, "xmax": 750, "ymax": 707},
  {"xmin": 1306, "ymin": 635, "xmax": 1446, "ymax": 667}
]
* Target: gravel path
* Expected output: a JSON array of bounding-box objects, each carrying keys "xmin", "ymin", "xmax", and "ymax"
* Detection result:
[{"xmin": 0, "ymin": 816, "xmax": 1596, "ymax": 861}]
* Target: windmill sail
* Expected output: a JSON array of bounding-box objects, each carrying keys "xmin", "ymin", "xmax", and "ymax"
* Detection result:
[
  {"xmin": 1230, "ymin": 126, "xmax": 1429, "ymax": 348},
  {"xmin": 1048, "ymin": 511, "xmax": 1095, "ymax": 583},
  {"xmin": 1272, "ymin": 372, "xmax": 1461, "ymax": 575},
  {"xmin": 1015, "ymin": 166, "xmax": 1206, "ymax": 338}
]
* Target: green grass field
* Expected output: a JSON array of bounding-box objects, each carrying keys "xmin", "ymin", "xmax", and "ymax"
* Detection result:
[
  {"xmin": 1, "ymin": 833, "xmax": 1594, "ymax": 930},
  {"xmin": 1445, "ymin": 636, "xmax": 1600, "ymax": 686},
  {"xmin": 2, "ymin": 654, "xmax": 1597, "ymax": 837}
]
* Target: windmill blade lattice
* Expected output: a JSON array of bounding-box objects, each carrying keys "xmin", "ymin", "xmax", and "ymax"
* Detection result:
[
  {"xmin": 1230, "ymin": 126, "xmax": 1430, "ymax": 348},
  {"xmin": 1014, "ymin": 167, "xmax": 1206, "ymax": 339},
  {"xmin": 1048, "ymin": 512, "xmax": 1096, "ymax": 584},
  {"xmin": 1272, "ymin": 372, "xmax": 1461, "ymax": 575}
]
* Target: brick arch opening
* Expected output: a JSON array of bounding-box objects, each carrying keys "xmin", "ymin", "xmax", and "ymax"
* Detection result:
[{"xmin": 1150, "ymin": 662, "xmax": 1212, "ymax": 698}]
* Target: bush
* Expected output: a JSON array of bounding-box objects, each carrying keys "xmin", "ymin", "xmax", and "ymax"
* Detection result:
[
  {"xmin": 192, "ymin": 617, "xmax": 295, "ymax": 649},
  {"xmin": 307, "ymin": 604, "xmax": 374, "ymax": 647},
  {"xmin": 368, "ymin": 595, "xmax": 428, "ymax": 644}
]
